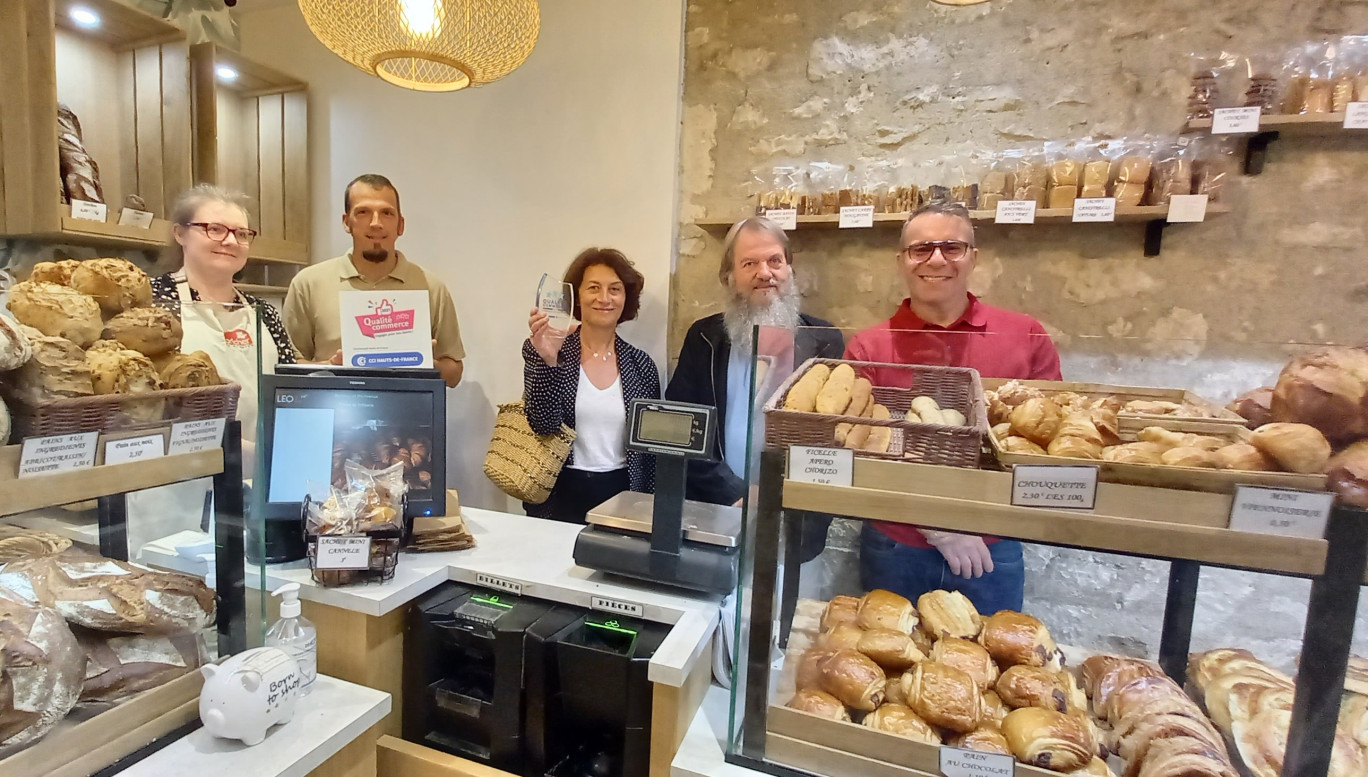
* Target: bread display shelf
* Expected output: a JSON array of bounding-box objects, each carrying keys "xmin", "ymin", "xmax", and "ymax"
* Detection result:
[
  {"xmin": 779, "ymin": 457, "xmax": 1330, "ymax": 578},
  {"xmin": 0, "ymin": 663, "xmax": 202, "ymax": 777},
  {"xmin": 1187, "ymin": 112, "xmax": 1368, "ymax": 137},
  {"xmin": 695, "ymin": 204, "xmax": 1232, "ymax": 229},
  {"xmin": 0, "ymin": 444, "xmax": 224, "ymax": 518},
  {"xmin": 6, "ymin": 205, "xmax": 173, "ymax": 250},
  {"xmin": 979, "ymin": 378, "xmax": 1245, "ymax": 430}
]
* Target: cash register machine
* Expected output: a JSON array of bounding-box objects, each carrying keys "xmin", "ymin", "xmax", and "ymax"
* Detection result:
[{"xmin": 573, "ymin": 399, "xmax": 740, "ymax": 595}]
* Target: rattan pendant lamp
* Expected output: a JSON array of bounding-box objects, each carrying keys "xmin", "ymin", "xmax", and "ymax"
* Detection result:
[{"xmin": 297, "ymin": 0, "xmax": 540, "ymax": 92}]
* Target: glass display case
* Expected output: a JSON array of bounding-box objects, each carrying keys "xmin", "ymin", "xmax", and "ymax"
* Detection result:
[
  {"xmin": 725, "ymin": 325, "xmax": 1368, "ymax": 777},
  {"xmin": 0, "ymin": 299, "xmax": 269, "ymax": 775}
]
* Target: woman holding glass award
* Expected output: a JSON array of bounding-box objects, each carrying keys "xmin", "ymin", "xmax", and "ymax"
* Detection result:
[{"xmin": 522, "ymin": 248, "xmax": 660, "ymax": 523}]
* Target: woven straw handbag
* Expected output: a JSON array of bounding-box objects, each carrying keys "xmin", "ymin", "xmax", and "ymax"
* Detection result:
[{"xmin": 483, "ymin": 400, "xmax": 576, "ymax": 504}]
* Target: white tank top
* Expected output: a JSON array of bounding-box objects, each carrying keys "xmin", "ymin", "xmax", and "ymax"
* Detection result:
[{"xmin": 570, "ymin": 368, "xmax": 627, "ymax": 472}]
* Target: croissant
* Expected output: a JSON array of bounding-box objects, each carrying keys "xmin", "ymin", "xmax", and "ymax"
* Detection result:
[
  {"xmin": 1105, "ymin": 674, "xmax": 1196, "ymax": 724},
  {"xmin": 1048, "ymin": 435, "xmax": 1103, "ymax": 460},
  {"xmin": 857, "ymin": 628, "xmax": 927, "ymax": 671},
  {"xmin": 929, "ymin": 637, "xmax": 999, "ymax": 691},
  {"xmin": 997, "ymin": 380, "xmax": 1045, "ymax": 407},
  {"xmin": 1089, "ymin": 407, "xmax": 1123, "ymax": 447},
  {"xmin": 820, "ymin": 595, "xmax": 861, "ymax": 632},
  {"xmin": 1185, "ymin": 649, "xmax": 1258, "ymax": 692},
  {"xmin": 1179, "ymin": 433, "xmax": 1228, "ymax": 452},
  {"xmin": 1214, "ymin": 443, "xmax": 1276, "ymax": 471},
  {"xmin": 857, "ymin": 589, "xmax": 918, "ymax": 633},
  {"xmin": 861, "ymin": 703, "xmax": 941, "ymax": 744},
  {"xmin": 1011, "ymin": 398, "xmax": 1065, "ymax": 446},
  {"xmin": 1113, "ymin": 712, "xmax": 1226, "ymax": 764},
  {"xmin": 1160, "ymin": 446, "xmax": 1222, "ymax": 468},
  {"xmin": 1133, "ymin": 740, "xmax": 1236, "ymax": 777},
  {"xmin": 1053, "ymin": 392, "xmax": 1089, "ymax": 413},
  {"xmin": 917, "ymin": 589, "xmax": 983, "ymax": 640},
  {"xmin": 952, "ymin": 726, "xmax": 1012, "ymax": 755},
  {"xmin": 820, "ymin": 622, "xmax": 865, "ymax": 652},
  {"xmin": 996, "ymin": 665, "xmax": 1069, "ymax": 712},
  {"xmin": 902, "ymin": 661, "xmax": 982, "ymax": 733},
  {"xmin": 1056, "ymin": 412, "xmax": 1105, "ymax": 447},
  {"xmin": 1070, "ymin": 757, "xmax": 1117, "ymax": 777},
  {"xmin": 979, "ymin": 611, "xmax": 1062, "ymax": 670},
  {"xmin": 1002, "ymin": 707, "xmax": 1094, "ymax": 773},
  {"xmin": 1101, "ymin": 443, "xmax": 1165, "ymax": 465},
  {"xmin": 820, "ymin": 649, "xmax": 886, "ymax": 712},
  {"xmin": 795, "ymin": 648, "xmax": 836, "ymax": 692},
  {"xmin": 1003, "ymin": 436, "xmax": 1048, "ymax": 454},
  {"xmin": 1083, "ymin": 655, "xmax": 1165, "ymax": 711},
  {"xmin": 787, "ymin": 688, "xmax": 851, "ymax": 721},
  {"xmin": 1137, "ymin": 426, "xmax": 1186, "ymax": 450}
]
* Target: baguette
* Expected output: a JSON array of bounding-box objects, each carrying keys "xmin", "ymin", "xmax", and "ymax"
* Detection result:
[
  {"xmin": 816, "ymin": 364, "xmax": 856, "ymax": 415},
  {"xmin": 785, "ymin": 364, "xmax": 831, "ymax": 412}
]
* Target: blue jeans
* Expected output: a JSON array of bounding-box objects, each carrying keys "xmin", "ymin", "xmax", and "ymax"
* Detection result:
[{"xmin": 859, "ymin": 523, "xmax": 1025, "ymax": 615}]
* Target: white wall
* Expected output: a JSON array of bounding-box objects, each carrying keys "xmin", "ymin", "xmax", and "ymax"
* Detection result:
[{"xmin": 237, "ymin": 1, "xmax": 686, "ymax": 510}]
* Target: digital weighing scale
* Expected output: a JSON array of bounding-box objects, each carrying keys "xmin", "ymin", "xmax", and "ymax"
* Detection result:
[{"xmin": 572, "ymin": 399, "xmax": 741, "ymax": 595}]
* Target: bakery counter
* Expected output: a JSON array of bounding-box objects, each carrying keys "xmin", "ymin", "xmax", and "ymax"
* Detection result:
[{"xmin": 117, "ymin": 674, "xmax": 391, "ymax": 777}]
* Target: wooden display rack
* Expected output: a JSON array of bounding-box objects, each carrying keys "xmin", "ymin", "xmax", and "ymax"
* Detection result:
[
  {"xmin": 729, "ymin": 449, "xmax": 1368, "ymax": 777},
  {"xmin": 0, "ymin": 0, "xmax": 191, "ymax": 248},
  {"xmin": 1186, "ymin": 113, "xmax": 1368, "ymax": 175},
  {"xmin": 191, "ymin": 42, "xmax": 310, "ymax": 294}
]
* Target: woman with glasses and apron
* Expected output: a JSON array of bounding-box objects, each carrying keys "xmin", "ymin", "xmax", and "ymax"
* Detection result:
[{"xmin": 126, "ymin": 185, "xmax": 297, "ymax": 555}]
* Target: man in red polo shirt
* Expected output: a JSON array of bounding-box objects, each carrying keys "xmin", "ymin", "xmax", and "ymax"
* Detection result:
[{"xmin": 845, "ymin": 200, "xmax": 1061, "ymax": 614}]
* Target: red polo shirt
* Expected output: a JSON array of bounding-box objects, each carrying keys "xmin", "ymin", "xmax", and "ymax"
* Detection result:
[{"xmin": 844, "ymin": 295, "xmax": 1062, "ymax": 548}]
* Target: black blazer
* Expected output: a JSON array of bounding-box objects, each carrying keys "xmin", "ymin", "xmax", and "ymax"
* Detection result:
[
  {"xmin": 664, "ymin": 312, "xmax": 845, "ymax": 505},
  {"xmin": 521, "ymin": 331, "xmax": 661, "ymax": 517}
]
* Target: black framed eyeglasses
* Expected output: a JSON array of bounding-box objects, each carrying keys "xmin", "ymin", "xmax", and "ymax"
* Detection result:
[
  {"xmin": 900, "ymin": 240, "xmax": 972, "ymax": 262},
  {"xmin": 186, "ymin": 222, "xmax": 258, "ymax": 245}
]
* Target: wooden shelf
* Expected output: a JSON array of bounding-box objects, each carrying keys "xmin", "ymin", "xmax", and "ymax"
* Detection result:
[
  {"xmin": 1187, "ymin": 112, "xmax": 1366, "ymax": 137},
  {"xmin": 779, "ymin": 458, "xmax": 1329, "ymax": 578},
  {"xmin": 53, "ymin": 0, "xmax": 179, "ymax": 49},
  {"xmin": 247, "ymin": 235, "xmax": 309, "ymax": 264},
  {"xmin": 695, "ymin": 203, "xmax": 1231, "ymax": 230},
  {"xmin": 0, "ymin": 444, "xmax": 223, "ymax": 519},
  {"xmin": 2, "ymin": 204, "xmax": 172, "ymax": 250}
]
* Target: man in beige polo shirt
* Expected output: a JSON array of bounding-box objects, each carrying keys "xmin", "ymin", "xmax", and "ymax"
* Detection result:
[{"xmin": 283, "ymin": 174, "xmax": 465, "ymax": 387}]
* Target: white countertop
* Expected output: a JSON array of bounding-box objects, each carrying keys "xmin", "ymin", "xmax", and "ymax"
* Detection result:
[
  {"xmin": 672, "ymin": 684, "xmax": 758, "ymax": 777},
  {"xmin": 141, "ymin": 508, "xmax": 723, "ymax": 686},
  {"xmin": 117, "ymin": 674, "xmax": 390, "ymax": 777}
]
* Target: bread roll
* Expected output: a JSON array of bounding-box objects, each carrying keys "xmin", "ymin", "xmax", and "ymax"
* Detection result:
[
  {"xmin": 795, "ymin": 648, "xmax": 836, "ymax": 691},
  {"xmin": 1137, "ymin": 426, "xmax": 1186, "ymax": 450},
  {"xmin": 941, "ymin": 408, "xmax": 967, "ymax": 426},
  {"xmin": 857, "ymin": 589, "xmax": 917, "ymax": 633},
  {"xmin": 1048, "ymin": 436, "xmax": 1103, "ymax": 460},
  {"xmin": 902, "ymin": 661, "xmax": 981, "ymax": 733},
  {"xmin": 862, "ymin": 703, "xmax": 941, "ymax": 744},
  {"xmin": 28, "ymin": 259, "xmax": 81, "ymax": 286},
  {"xmin": 857, "ymin": 628, "xmax": 927, "ymax": 671},
  {"xmin": 1249, "ymin": 423, "xmax": 1331, "ymax": 474},
  {"xmin": 784, "ymin": 364, "xmax": 831, "ymax": 412},
  {"xmin": 1270, "ymin": 347, "xmax": 1368, "ymax": 442},
  {"xmin": 1002, "ymin": 707, "xmax": 1094, "ymax": 772},
  {"xmin": 85, "ymin": 340, "xmax": 161, "ymax": 395},
  {"xmin": 7, "ymin": 280, "xmax": 103, "ymax": 347},
  {"xmin": 816, "ymin": 363, "xmax": 856, "ymax": 414},
  {"xmin": 996, "ymin": 665, "xmax": 1069, "ymax": 712},
  {"xmin": 991, "ymin": 422, "xmax": 1012, "ymax": 441},
  {"xmin": 0, "ymin": 314, "xmax": 32, "ymax": 371},
  {"xmin": 69, "ymin": 258, "xmax": 152, "ymax": 314},
  {"xmin": 1327, "ymin": 440, "xmax": 1368, "ymax": 509},
  {"xmin": 917, "ymin": 589, "xmax": 982, "ymax": 640},
  {"xmin": 820, "ymin": 649, "xmax": 885, "ymax": 712},
  {"xmin": 0, "ymin": 594, "xmax": 84, "ymax": 747},
  {"xmin": 1010, "ymin": 398, "xmax": 1064, "ymax": 446},
  {"xmin": 997, "ymin": 380, "xmax": 1044, "ymax": 407},
  {"xmin": 819, "ymin": 622, "xmax": 865, "ymax": 652},
  {"xmin": 911, "ymin": 395, "xmax": 942, "ymax": 420},
  {"xmin": 1002, "ymin": 436, "xmax": 1048, "ymax": 454},
  {"xmin": 929, "ymin": 637, "xmax": 998, "ymax": 691},
  {"xmin": 157, "ymin": 350, "xmax": 223, "ymax": 388},
  {"xmin": 952, "ymin": 726, "xmax": 1012, "ymax": 755},
  {"xmin": 820, "ymin": 595, "xmax": 861, "ymax": 633},
  {"xmin": 1160, "ymin": 447, "xmax": 1221, "ymax": 468},
  {"xmin": 979, "ymin": 610, "xmax": 1062, "ymax": 670},
  {"xmin": 102, "ymin": 306, "xmax": 183, "ymax": 357},
  {"xmin": 864, "ymin": 403, "xmax": 893, "ymax": 453},
  {"xmin": 786, "ymin": 688, "xmax": 850, "ymax": 721},
  {"xmin": 1179, "ymin": 434, "xmax": 1227, "ymax": 451},
  {"xmin": 1215, "ymin": 443, "xmax": 1276, "ymax": 471},
  {"xmin": 7, "ymin": 325, "xmax": 94, "ymax": 402},
  {"xmin": 988, "ymin": 394, "xmax": 1012, "ymax": 426}
]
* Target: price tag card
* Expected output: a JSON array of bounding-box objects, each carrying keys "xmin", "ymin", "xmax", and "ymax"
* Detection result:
[
  {"xmin": 103, "ymin": 434, "xmax": 165, "ymax": 465},
  {"xmin": 1166, "ymin": 194, "xmax": 1210, "ymax": 223},
  {"xmin": 1072, "ymin": 198, "xmax": 1116, "ymax": 223},
  {"xmin": 315, "ymin": 536, "xmax": 372, "ymax": 570},
  {"xmin": 1228, "ymin": 486, "xmax": 1334, "ymax": 539},
  {"xmin": 117, "ymin": 207, "xmax": 155, "ymax": 229},
  {"xmin": 590, "ymin": 596, "xmax": 644, "ymax": 618},
  {"xmin": 18, "ymin": 432, "xmax": 99, "ymax": 477},
  {"xmin": 788, "ymin": 446, "xmax": 854, "ymax": 487},
  {"xmin": 994, "ymin": 200, "xmax": 1037, "ymax": 224},
  {"xmin": 1212, "ymin": 106, "xmax": 1262, "ymax": 134},
  {"xmin": 940, "ymin": 745, "xmax": 1015, "ymax": 777},
  {"xmin": 762, "ymin": 208, "xmax": 798, "ymax": 230},
  {"xmin": 1344, "ymin": 102, "xmax": 1368, "ymax": 129},
  {"xmin": 70, "ymin": 200, "xmax": 108, "ymax": 222},
  {"xmin": 838, "ymin": 205, "xmax": 875, "ymax": 228},
  {"xmin": 1011, "ymin": 465, "xmax": 1099, "ymax": 510},
  {"xmin": 476, "ymin": 572, "xmax": 524, "ymax": 595},
  {"xmin": 168, "ymin": 418, "xmax": 227, "ymax": 455}
]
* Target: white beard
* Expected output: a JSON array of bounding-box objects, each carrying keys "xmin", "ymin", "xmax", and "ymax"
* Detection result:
[{"xmin": 723, "ymin": 273, "xmax": 802, "ymax": 353}]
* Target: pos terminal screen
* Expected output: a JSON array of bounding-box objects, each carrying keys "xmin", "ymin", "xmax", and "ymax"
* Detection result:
[
  {"xmin": 637, "ymin": 410, "xmax": 693, "ymax": 446},
  {"xmin": 267, "ymin": 388, "xmax": 437, "ymax": 504}
]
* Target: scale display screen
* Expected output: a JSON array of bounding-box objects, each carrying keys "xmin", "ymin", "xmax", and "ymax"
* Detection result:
[
  {"xmin": 626, "ymin": 399, "xmax": 715, "ymax": 459},
  {"xmin": 638, "ymin": 410, "xmax": 693, "ymax": 446}
]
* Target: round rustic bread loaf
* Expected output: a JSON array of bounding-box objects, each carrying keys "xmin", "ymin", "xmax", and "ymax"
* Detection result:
[
  {"xmin": 28, "ymin": 259, "xmax": 82, "ymax": 287},
  {"xmin": 6, "ymin": 281, "xmax": 103, "ymax": 347},
  {"xmin": 0, "ymin": 556, "xmax": 216, "ymax": 635},
  {"xmin": 69, "ymin": 258, "xmax": 152, "ymax": 314},
  {"xmin": 85, "ymin": 340, "xmax": 161, "ymax": 395},
  {"xmin": 0, "ymin": 592, "xmax": 84, "ymax": 747},
  {"xmin": 0, "ymin": 314, "xmax": 32, "ymax": 371},
  {"xmin": 157, "ymin": 350, "xmax": 223, "ymax": 388},
  {"xmin": 1270, "ymin": 347, "xmax": 1368, "ymax": 443},
  {"xmin": 7, "ymin": 325, "xmax": 93, "ymax": 402},
  {"xmin": 102, "ymin": 306, "xmax": 182, "ymax": 357}
]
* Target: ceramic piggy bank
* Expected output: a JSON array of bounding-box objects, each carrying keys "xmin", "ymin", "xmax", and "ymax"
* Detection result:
[{"xmin": 199, "ymin": 647, "xmax": 302, "ymax": 746}]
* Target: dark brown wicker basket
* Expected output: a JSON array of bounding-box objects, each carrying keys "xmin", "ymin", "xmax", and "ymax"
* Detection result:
[
  {"xmin": 763, "ymin": 358, "xmax": 988, "ymax": 468},
  {"xmin": 306, "ymin": 532, "xmax": 401, "ymax": 587},
  {"xmin": 7, "ymin": 383, "xmax": 241, "ymax": 438}
]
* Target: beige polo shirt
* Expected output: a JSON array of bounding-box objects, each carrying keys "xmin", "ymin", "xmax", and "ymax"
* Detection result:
[{"xmin": 282, "ymin": 252, "xmax": 466, "ymax": 363}]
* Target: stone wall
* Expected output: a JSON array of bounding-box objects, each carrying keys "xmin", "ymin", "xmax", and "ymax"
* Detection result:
[{"xmin": 674, "ymin": 0, "xmax": 1368, "ymax": 668}]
